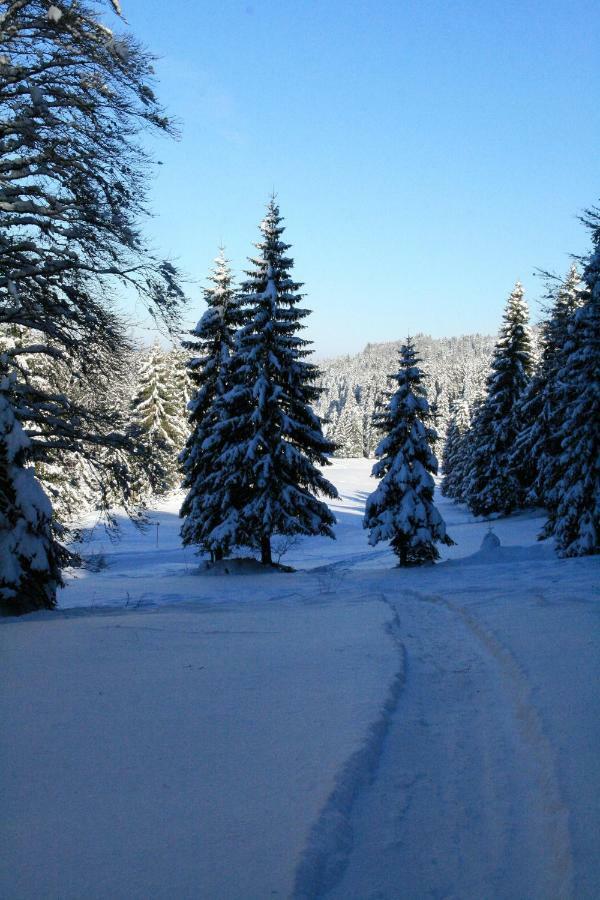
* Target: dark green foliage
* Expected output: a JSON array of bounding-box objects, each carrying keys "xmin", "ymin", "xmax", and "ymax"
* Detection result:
[
  {"xmin": 441, "ymin": 389, "xmax": 472, "ymax": 502},
  {"xmin": 541, "ymin": 211, "xmax": 600, "ymax": 555},
  {"xmin": 0, "ymin": 374, "xmax": 63, "ymax": 614},
  {"xmin": 511, "ymin": 265, "xmax": 583, "ymax": 505},
  {"xmin": 364, "ymin": 339, "xmax": 453, "ymax": 566},
  {"xmin": 180, "ymin": 250, "xmax": 242, "ymax": 558},
  {"xmin": 464, "ymin": 283, "xmax": 534, "ymax": 517},
  {"xmin": 199, "ymin": 200, "xmax": 338, "ymax": 565}
]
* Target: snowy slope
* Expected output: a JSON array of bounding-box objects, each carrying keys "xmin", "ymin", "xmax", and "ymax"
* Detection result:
[
  {"xmin": 1, "ymin": 596, "xmax": 400, "ymax": 899},
  {"xmin": 1, "ymin": 459, "xmax": 598, "ymax": 899}
]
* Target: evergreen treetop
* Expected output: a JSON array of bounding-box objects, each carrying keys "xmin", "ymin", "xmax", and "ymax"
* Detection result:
[
  {"xmin": 334, "ymin": 387, "xmax": 364, "ymax": 457},
  {"xmin": 182, "ymin": 249, "xmax": 241, "ymax": 431},
  {"xmin": 540, "ymin": 264, "xmax": 583, "ymax": 368},
  {"xmin": 132, "ymin": 342, "xmax": 185, "ymax": 448},
  {"xmin": 487, "ymin": 281, "xmax": 534, "ymax": 407}
]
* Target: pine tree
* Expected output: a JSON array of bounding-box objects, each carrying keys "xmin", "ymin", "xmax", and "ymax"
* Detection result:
[
  {"xmin": 168, "ymin": 346, "xmax": 194, "ymax": 433},
  {"xmin": 202, "ymin": 200, "xmax": 338, "ymax": 565},
  {"xmin": 511, "ymin": 266, "xmax": 583, "ymax": 506},
  {"xmin": 360, "ymin": 377, "xmax": 380, "ymax": 457},
  {"xmin": 364, "ymin": 339, "xmax": 453, "ymax": 566},
  {"xmin": 441, "ymin": 388, "xmax": 471, "ymax": 501},
  {"xmin": 464, "ymin": 282, "xmax": 534, "ymax": 517},
  {"xmin": 130, "ymin": 342, "xmax": 186, "ymax": 497},
  {"xmin": 334, "ymin": 386, "xmax": 364, "ymax": 457},
  {"xmin": 542, "ymin": 211, "xmax": 599, "ymax": 556},
  {"xmin": 179, "ymin": 249, "xmax": 242, "ymax": 559},
  {"xmin": 0, "ymin": 373, "xmax": 64, "ymax": 614},
  {"xmin": 428, "ymin": 379, "xmax": 444, "ymax": 456}
]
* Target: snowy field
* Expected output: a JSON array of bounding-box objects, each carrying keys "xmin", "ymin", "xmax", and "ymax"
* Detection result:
[{"xmin": 1, "ymin": 458, "xmax": 599, "ymax": 899}]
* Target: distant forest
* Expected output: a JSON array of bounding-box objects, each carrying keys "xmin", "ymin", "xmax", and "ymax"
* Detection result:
[{"xmin": 315, "ymin": 332, "xmax": 505, "ymax": 456}]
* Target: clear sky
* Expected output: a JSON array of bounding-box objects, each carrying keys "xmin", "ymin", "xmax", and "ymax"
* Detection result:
[{"xmin": 114, "ymin": 0, "xmax": 599, "ymax": 356}]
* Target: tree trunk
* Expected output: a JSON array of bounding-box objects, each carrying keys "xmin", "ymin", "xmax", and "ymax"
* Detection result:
[{"xmin": 261, "ymin": 535, "xmax": 272, "ymax": 566}]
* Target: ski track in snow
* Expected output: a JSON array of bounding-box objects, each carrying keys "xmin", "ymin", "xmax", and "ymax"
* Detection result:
[
  {"xmin": 292, "ymin": 594, "xmax": 406, "ymax": 900},
  {"xmin": 319, "ymin": 589, "xmax": 575, "ymax": 899},
  {"xmin": 292, "ymin": 575, "xmax": 577, "ymax": 898}
]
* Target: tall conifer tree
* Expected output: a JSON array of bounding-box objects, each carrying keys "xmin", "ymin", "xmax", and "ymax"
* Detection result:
[
  {"xmin": 334, "ymin": 387, "xmax": 364, "ymax": 457},
  {"xmin": 512, "ymin": 266, "xmax": 583, "ymax": 506},
  {"xmin": 201, "ymin": 200, "xmax": 338, "ymax": 564},
  {"xmin": 441, "ymin": 388, "xmax": 471, "ymax": 501},
  {"xmin": 542, "ymin": 211, "xmax": 599, "ymax": 555},
  {"xmin": 464, "ymin": 282, "xmax": 534, "ymax": 517},
  {"xmin": 180, "ymin": 250, "xmax": 241, "ymax": 558},
  {"xmin": 130, "ymin": 342, "xmax": 186, "ymax": 496},
  {"xmin": 364, "ymin": 339, "xmax": 453, "ymax": 566}
]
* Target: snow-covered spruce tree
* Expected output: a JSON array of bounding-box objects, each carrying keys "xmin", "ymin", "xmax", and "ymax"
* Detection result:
[
  {"xmin": 0, "ymin": 373, "xmax": 64, "ymax": 614},
  {"xmin": 0, "ymin": 1, "xmax": 184, "ymax": 609},
  {"xmin": 428, "ymin": 379, "xmax": 444, "ymax": 456},
  {"xmin": 201, "ymin": 200, "xmax": 338, "ymax": 565},
  {"xmin": 334, "ymin": 386, "xmax": 364, "ymax": 457},
  {"xmin": 541, "ymin": 211, "xmax": 599, "ymax": 556},
  {"xmin": 179, "ymin": 249, "xmax": 242, "ymax": 559},
  {"xmin": 169, "ymin": 346, "xmax": 194, "ymax": 427},
  {"xmin": 364, "ymin": 339, "xmax": 453, "ymax": 566},
  {"xmin": 130, "ymin": 342, "xmax": 187, "ymax": 497},
  {"xmin": 511, "ymin": 266, "xmax": 583, "ymax": 505},
  {"xmin": 464, "ymin": 282, "xmax": 534, "ymax": 517},
  {"xmin": 441, "ymin": 389, "xmax": 471, "ymax": 501},
  {"xmin": 0, "ymin": 322, "xmax": 138, "ymax": 526},
  {"xmin": 359, "ymin": 377, "xmax": 381, "ymax": 457}
]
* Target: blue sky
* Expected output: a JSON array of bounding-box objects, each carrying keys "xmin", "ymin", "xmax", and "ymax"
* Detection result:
[{"xmin": 115, "ymin": 0, "xmax": 599, "ymax": 356}]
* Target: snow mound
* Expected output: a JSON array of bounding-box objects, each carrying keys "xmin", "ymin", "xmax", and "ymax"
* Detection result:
[
  {"xmin": 452, "ymin": 540, "xmax": 555, "ymax": 567},
  {"xmin": 480, "ymin": 530, "xmax": 501, "ymax": 551},
  {"xmin": 197, "ymin": 557, "xmax": 293, "ymax": 576}
]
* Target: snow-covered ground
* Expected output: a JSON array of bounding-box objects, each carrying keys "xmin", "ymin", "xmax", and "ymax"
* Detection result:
[{"xmin": 1, "ymin": 459, "xmax": 598, "ymax": 899}]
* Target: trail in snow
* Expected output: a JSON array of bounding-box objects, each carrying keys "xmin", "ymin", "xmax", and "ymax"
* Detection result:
[{"xmin": 325, "ymin": 590, "xmax": 574, "ymax": 900}]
